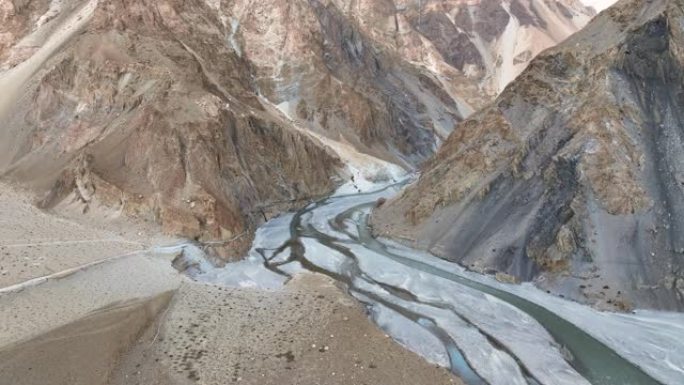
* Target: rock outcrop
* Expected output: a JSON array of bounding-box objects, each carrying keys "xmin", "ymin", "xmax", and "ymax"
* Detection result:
[
  {"xmin": 373, "ymin": 0, "xmax": 684, "ymax": 311},
  {"xmin": 0, "ymin": 0, "xmax": 343, "ymax": 255},
  {"xmin": 237, "ymin": 0, "xmax": 597, "ymax": 162}
]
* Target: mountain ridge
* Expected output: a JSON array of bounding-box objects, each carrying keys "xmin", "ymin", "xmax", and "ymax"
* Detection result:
[{"xmin": 372, "ymin": 0, "xmax": 684, "ymax": 311}]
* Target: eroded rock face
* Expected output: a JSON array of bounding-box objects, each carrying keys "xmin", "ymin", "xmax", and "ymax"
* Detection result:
[
  {"xmin": 397, "ymin": 0, "xmax": 595, "ymax": 96},
  {"xmin": 0, "ymin": 0, "xmax": 592, "ymax": 254},
  {"xmin": 236, "ymin": 0, "xmax": 596, "ymax": 157},
  {"xmin": 0, "ymin": 0, "xmax": 343, "ymax": 254},
  {"xmin": 373, "ymin": 0, "xmax": 684, "ymax": 311},
  {"xmin": 234, "ymin": 0, "xmax": 450, "ymax": 165}
]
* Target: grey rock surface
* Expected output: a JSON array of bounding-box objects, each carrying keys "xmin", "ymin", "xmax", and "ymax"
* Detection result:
[{"xmin": 373, "ymin": 0, "xmax": 684, "ymax": 311}]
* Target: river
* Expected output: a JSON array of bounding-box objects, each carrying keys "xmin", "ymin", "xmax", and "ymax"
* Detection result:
[{"xmin": 177, "ymin": 180, "xmax": 684, "ymax": 385}]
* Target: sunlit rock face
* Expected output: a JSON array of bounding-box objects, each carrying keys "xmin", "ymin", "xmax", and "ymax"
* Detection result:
[
  {"xmin": 389, "ymin": 0, "xmax": 595, "ymax": 95},
  {"xmin": 235, "ymin": 0, "xmax": 596, "ymax": 163},
  {"xmin": 0, "ymin": 0, "xmax": 343, "ymax": 255},
  {"xmin": 0, "ymin": 0, "xmax": 592, "ymax": 252},
  {"xmin": 374, "ymin": 0, "xmax": 684, "ymax": 311}
]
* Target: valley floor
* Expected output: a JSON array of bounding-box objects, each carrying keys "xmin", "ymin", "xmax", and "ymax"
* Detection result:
[
  {"xmin": 3, "ymin": 177, "xmax": 683, "ymax": 385},
  {"xmin": 0, "ymin": 182, "xmax": 459, "ymax": 385},
  {"xmin": 182, "ymin": 179, "xmax": 684, "ymax": 385}
]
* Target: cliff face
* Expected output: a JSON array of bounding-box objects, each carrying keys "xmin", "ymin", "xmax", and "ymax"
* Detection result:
[
  {"xmin": 0, "ymin": 0, "xmax": 591, "ymax": 254},
  {"xmin": 395, "ymin": 0, "xmax": 595, "ymax": 95},
  {"xmin": 236, "ymin": 0, "xmax": 596, "ymax": 163},
  {"xmin": 0, "ymin": 0, "xmax": 344, "ymax": 255},
  {"xmin": 373, "ymin": 0, "xmax": 684, "ymax": 311}
]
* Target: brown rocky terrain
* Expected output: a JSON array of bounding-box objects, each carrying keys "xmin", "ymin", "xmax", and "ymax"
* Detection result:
[
  {"xmin": 0, "ymin": 0, "xmax": 345, "ymax": 257},
  {"xmin": 0, "ymin": 0, "xmax": 593, "ymax": 253},
  {"xmin": 373, "ymin": 0, "xmax": 684, "ymax": 311},
  {"xmin": 237, "ymin": 0, "xmax": 597, "ymax": 158},
  {"xmin": 0, "ymin": 181, "xmax": 460, "ymax": 385},
  {"xmin": 109, "ymin": 275, "xmax": 460, "ymax": 385}
]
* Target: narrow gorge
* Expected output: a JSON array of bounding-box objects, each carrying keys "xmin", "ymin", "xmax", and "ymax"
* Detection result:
[{"xmin": 1, "ymin": 1, "xmax": 683, "ymax": 385}]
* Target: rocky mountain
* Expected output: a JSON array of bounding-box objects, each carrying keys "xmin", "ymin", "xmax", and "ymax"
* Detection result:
[
  {"xmin": 373, "ymin": 0, "xmax": 684, "ymax": 311},
  {"xmin": 238, "ymin": 0, "xmax": 597, "ymax": 158},
  {"xmin": 0, "ymin": 0, "xmax": 592, "ymax": 254},
  {"xmin": 0, "ymin": 0, "xmax": 344, "ymax": 256}
]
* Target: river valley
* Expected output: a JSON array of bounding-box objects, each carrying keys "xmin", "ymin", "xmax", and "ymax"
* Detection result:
[{"xmin": 175, "ymin": 179, "xmax": 684, "ymax": 385}]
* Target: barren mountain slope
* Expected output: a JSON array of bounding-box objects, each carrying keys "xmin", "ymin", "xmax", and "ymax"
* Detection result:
[
  {"xmin": 234, "ymin": 0, "xmax": 597, "ymax": 157},
  {"xmin": 373, "ymin": 0, "xmax": 684, "ymax": 311},
  {"xmin": 0, "ymin": 0, "xmax": 346, "ymax": 255},
  {"xmin": 393, "ymin": 0, "xmax": 596, "ymax": 96},
  {"xmin": 0, "ymin": 0, "xmax": 594, "ymax": 253}
]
